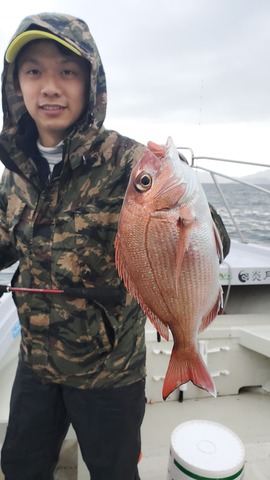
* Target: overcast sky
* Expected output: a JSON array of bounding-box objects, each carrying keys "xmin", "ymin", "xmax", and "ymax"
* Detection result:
[{"xmin": 0, "ymin": 0, "xmax": 270, "ymax": 176}]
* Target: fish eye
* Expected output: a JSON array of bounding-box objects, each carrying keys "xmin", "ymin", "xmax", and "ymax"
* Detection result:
[{"xmin": 134, "ymin": 172, "xmax": 152, "ymax": 192}]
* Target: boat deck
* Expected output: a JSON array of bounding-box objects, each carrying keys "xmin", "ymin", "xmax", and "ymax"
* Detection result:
[
  {"xmin": 1, "ymin": 240, "xmax": 270, "ymax": 479},
  {"xmin": 2, "ymin": 386, "xmax": 269, "ymax": 480},
  {"xmin": 139, "ymin": 388, "xmax": 270, "ymax": 480}
]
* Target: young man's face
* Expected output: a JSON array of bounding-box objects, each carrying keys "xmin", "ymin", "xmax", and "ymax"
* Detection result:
[{"xmin": 17, "ymin": 40, "xmax": 89, "ymax": 147}]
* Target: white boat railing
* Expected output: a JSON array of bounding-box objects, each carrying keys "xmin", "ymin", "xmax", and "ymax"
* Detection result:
[{"xmin": 178, "ymin": 147, "xmax": 270, "ymax": 244}]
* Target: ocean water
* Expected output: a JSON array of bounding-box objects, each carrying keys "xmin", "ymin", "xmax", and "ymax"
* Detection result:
[{"xmin": 203, "ymin": 182, "xmax": 270, "ymax": 246}]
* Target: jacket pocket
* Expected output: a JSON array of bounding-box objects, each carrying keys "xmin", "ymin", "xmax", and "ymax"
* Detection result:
[{"xmin": 68, "ymin": 303, "xmax": 117, "ymax": 363}]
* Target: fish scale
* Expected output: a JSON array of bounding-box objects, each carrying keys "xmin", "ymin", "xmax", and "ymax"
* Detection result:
[{"xmin": 115, "ymin": 137, "xmax": 223, "ymax": 399}]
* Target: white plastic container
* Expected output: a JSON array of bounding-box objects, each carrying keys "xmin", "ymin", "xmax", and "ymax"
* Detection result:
[{"xmin": 167, "ymin": 419, "xmax": 245, "ymax": 479}]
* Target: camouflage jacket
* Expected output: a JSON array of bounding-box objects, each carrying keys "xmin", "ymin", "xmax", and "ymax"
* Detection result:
[{"xmin": 0, "ymin": 13, "xmax": 146, "ymax": 388}]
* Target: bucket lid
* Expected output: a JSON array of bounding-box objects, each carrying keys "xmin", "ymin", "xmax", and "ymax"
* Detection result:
[{"xmin": 170, "ymin": 420, "xmax": 245, "ymax": 479}]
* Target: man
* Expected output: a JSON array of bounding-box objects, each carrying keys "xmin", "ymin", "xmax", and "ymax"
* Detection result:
[{"xmin": 0, "ymin": 13, "xmax": 146, "ymax": 480}]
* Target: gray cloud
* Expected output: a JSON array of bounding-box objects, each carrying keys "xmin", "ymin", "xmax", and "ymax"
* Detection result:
[
  {"xmin": 86, "ymin": 0, "xmax": 270, "ymax": 124},
  {"xmin": 2, "ymin": 0, "xmax": 270, "ymax": 128},
  {"xmin": 0, "ymin": 0, "xmax": 269, "ymax": 174}
]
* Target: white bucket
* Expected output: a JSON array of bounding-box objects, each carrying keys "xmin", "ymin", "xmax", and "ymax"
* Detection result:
[{"xmin": 167, "ymin": 420, "xmax": 245, "ymax": 480}]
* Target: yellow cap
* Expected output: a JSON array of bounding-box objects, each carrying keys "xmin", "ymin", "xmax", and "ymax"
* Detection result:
[{"xmin": 5, "ymin": 30, "xmax": 82, "ymax": 63}]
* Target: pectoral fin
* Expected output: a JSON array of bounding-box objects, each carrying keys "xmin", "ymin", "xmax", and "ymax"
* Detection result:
[{"xmin": 176, "ymin": 210, "xmax": 195, "ymax": 286}]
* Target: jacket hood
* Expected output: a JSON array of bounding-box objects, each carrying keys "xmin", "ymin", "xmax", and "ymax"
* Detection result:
[{"xmin": 1, "ymin": 12, "xmax": 107, "ymax": 137}]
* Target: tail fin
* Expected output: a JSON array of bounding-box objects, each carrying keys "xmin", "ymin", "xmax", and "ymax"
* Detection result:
[{"xmin": 162, "ymin": 346, "xmax": 216, "ymax": 400}]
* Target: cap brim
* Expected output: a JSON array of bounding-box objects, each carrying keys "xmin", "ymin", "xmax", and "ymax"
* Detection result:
[{"xmin": 5, "ymin": 30, "xmax": 82, "ymax": 63}]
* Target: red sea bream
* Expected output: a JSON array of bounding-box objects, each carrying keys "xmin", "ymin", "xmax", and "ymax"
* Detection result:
[{"xmin": 115, "ymin": 137, "xmax": 223, "ymax": 399}]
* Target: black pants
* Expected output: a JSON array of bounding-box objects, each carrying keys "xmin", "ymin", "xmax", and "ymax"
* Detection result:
[{"xmin": 1, "ymin": 361, "xmax": 145, "ymax": 480}]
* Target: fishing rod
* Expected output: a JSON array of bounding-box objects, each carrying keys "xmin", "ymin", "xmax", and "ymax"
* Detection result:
[{"xmin": 0, "ymin": 285, "xmax": 125, "ymax": 306}]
